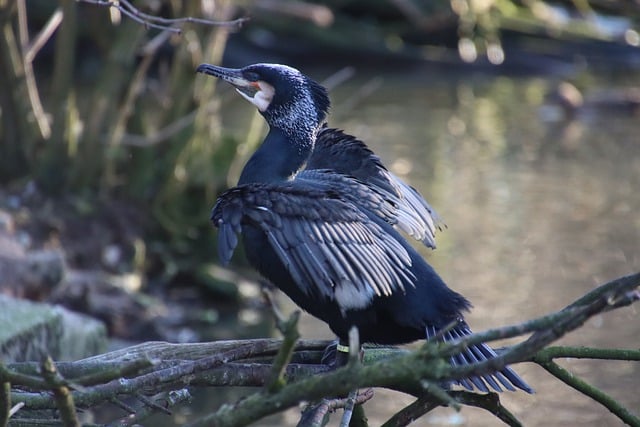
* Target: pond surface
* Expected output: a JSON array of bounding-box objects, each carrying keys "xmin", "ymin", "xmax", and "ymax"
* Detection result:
[{"xmin": 174, "ymin": 65, "xmax": 640, "ymax": 426}]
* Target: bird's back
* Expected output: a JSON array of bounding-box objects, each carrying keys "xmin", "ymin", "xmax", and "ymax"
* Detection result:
[{"xmin": 309, "ymin": 127, "xmax": 443, "ymax": 248}]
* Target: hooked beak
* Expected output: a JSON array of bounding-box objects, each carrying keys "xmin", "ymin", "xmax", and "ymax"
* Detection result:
[{"xmin": 196, "ymin": 63, "xmax": 259, "ymax": 98}]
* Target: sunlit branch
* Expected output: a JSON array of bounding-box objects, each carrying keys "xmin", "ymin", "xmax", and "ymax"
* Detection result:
[{"xmin": 79, "ymin": 0, "xmax": 249, "ymax": 33}]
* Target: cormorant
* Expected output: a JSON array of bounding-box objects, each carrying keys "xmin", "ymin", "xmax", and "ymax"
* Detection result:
[{"xmin": 197, "ymin": 62, "xmax": 532, "ymax": 393}]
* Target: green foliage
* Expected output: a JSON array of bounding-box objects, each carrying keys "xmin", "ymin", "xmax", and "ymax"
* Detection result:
[{"xmin": 0, "ymin": 1, "xmax": 240, "ymax": 282}]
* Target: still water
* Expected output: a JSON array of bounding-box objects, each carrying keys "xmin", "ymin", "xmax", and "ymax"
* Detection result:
[{"xmin": 184, "ymin": 67, "xmax": 639, "ymax": 426}]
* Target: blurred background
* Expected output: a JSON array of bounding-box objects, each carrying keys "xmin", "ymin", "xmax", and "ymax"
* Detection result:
[{"xmin": 0, "ymin": 0, "xmax": 639, "ymax": 425}]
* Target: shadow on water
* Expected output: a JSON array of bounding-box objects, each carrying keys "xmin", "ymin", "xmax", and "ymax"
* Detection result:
[{"xmin": 152, "ymin": 68, "xmax": 640, "ymax": 426}]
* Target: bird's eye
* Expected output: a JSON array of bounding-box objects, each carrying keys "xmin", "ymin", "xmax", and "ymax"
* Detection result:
[{"xmin": 244, "ymin": 71, "xmax": 260, "ymax": 81}]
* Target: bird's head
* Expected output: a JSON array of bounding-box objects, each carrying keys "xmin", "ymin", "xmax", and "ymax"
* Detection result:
[{"xmin": 197, "ymin": 63, "xmax": 330, "ymax": 137}]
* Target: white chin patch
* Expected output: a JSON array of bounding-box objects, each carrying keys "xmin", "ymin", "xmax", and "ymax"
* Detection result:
[{"xmin": 237, "ymin": 81, "xmax": 275, "ymax": 112}]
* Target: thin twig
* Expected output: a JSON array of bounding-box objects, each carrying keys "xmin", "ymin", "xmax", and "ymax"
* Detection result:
[
  {"xmin": 454, "ymin": 392, "xmax": 522, "ymax": 427},
  {"xmin": 265, "ymin": 296, "xmax": 301, "ymax": 393},
  {"xmin": 537, "ymin": 360, "xmax": 640, "ymax": 426},
  {"xmin": 25, "ymin": 8, "xmax": 62, "ymax": 62},
  {"xmin": 0, "ymin": 363, "xmax": 48, "ymax": 390},
  {"xmin": 383, "ymin": 390, "xmax": 523, "ymax": 427},
  {"xmin": 299, "ymin": 390, "xmax": 374, "ymax": 427},
  {"xmin": 0, "ymin": 380, "xmax": 10, "ymax": 426},
  {"xmin": 109, "ymin": 397, "xmax": 137, "ymax": 414},
  {"xmin": 79, "ymin": 0, "xmax": 249, "ymax": 33},
  {"xmin": 381, "ymin": 395, "xmax": 441, "ymax": 427},
  {"xmin": 533, "ymin": 346, "xmax": 640, "ymax": 362},
  {"xmin": 40, "ymin": 357, "xmax": 80, "ymax": 427},
  {"xmin": 8, "ymin": 402, "xmax": 24, "ymax": 418},
  {"xmin": 106, "ymin": 389, "xmax": 191, "ymax": 427},
  {"xmin": 339, "ymin": 389, "xmax": 359, "ymax": 427},
  {"xmin": 135, "ymin": 392, "xmax": 172, "ymax": 415},
  {"xmin": 566, "ymin": 273, "xmax": 640, "ymax": 310},
  {"xmin": 418, "ymin": 380, "xmax": 459, "ymax": 409}
]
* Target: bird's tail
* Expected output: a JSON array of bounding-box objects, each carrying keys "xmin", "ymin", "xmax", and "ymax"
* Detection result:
[{"xmin": 426, "ymin": 322, "xmax": 534, "ymax": 394}]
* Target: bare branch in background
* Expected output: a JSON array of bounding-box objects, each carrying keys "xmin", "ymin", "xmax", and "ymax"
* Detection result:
[
  {"xmin": 25, "ymin": 7, "xmax": 63, "ymax": 63},
  {"xmin": 79, "ymin": 0, "xmax": 249, "ymax": 33},
  {"xmin": 16, "ymin": 0, "xmax": 51, "ymax": 139}
]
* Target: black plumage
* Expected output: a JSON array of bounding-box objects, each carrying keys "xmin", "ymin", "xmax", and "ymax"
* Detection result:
[
  {"xmin": 310, "ymin": 127, "xmax": 444, "ymax": 249},
  {"xmin": 197, "ymin": 62, "xmax": 532, "ymax": 393}
]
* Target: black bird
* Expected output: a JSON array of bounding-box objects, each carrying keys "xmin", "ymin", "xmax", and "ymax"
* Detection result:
[{"xmin": 197, "ymin": 62, "xmax": 532, "ymax": 393}]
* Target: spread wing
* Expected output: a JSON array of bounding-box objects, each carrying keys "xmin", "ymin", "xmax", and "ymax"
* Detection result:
[
  {"xmin": 310, "ymin": 127, "xmax": 443, "ymax": 248},
  {"xmin": 211, "ymin": 181, "xmax": 415, "ymax": 310}
]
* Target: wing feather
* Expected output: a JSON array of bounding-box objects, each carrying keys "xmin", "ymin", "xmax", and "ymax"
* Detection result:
[
  {"xmin": 308, "ymin": 128, "xmax": 443, "ymax": 249},
  {"xmin": 211, "ymin": 180, "xmax": 415, "ymax": 310}
]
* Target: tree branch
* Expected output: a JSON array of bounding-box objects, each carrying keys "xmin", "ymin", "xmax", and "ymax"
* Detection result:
[
  {"xmin": 40, "ymin": 357, "xmax": 80, "ymax": 427},
  {"xmin": 16, "ymin": 0, "xmax": 51, "ymax": 139},
  {"xmin": 536, "ymin": 360, "xmax": 640, "ymax": 426},
  {"xmin": 533, "ymin": 346, "xmax": 640, "ymax": 362},
  {"xmin": 4, "ymin": 272, "xmax": 638, "ymax": 426},
  {"xmin": 298, "ymin": 389, "xmax": 374, "ymax": 427},
  {"xmin": 454, "ymin": 392, "xmax": 522, "ymax": 427},
  {"xmin": 79, "ymin": 0, "xmax": 249, "ymax": 33},
  {"xmin": 0, "ymin": 380, "xmax": 10, "ymax": 426},
  {"xmin": 265, "ymin": 291, "xmax": 301, "ymax": 393}
]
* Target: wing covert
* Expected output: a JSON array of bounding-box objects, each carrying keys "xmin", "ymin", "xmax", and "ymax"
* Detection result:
[
  {"xmin": 211, "ymin": 182, "xmax": 416, "ymax": 311},
  {"xmin": 310, "ymin": 127, "xmax": 443, "ymax": 248}
]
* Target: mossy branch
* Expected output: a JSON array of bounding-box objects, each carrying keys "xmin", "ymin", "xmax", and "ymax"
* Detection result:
[
  {"xmin": 536, "ymin": 359, "xmax": 639, "ymax": 426},
  {"xmin": 2, "ymin": 272, "xmax": 638, "ymax": 426},
  {"xmin": 40, "ymin": 357, "xmax": 80, "ymax": 427},
  {"xmin": 532, "ymin": 345, "xmax": 640, "ymax": 426},
  {"xmin": 0, "ymin": 380, "xmax": 10, "ymax": 426},
  {"xmin": 533, "ymin": 346, "xmax": 640, "ymax": 361}
]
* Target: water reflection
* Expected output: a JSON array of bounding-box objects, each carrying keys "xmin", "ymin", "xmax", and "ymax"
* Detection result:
[{"xmin": 197, "ymin": 70, "xmax": 639, "ymax": 426}]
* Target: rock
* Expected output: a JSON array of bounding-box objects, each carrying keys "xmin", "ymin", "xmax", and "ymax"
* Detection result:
[
  {"xmin": 0, "ymin": 295, "xmax": 107, "ymax": 362},
  {"xmin": 0, "ymin": 215, "xmax": 66, "ymax": 300}
]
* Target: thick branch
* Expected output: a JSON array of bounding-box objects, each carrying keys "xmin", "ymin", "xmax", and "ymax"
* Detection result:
[{"xmin": 5, "ymin": 273, "xmax": 639, "ymax": 426}]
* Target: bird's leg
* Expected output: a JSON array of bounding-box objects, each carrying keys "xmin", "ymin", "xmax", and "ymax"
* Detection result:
[
  {"xmin": 320, "ymin": 339, "xmax": 350, "ymax": 368},
  {"xmin": 335, "ymin": 340, "xmax": 351, "ymax": 367}
]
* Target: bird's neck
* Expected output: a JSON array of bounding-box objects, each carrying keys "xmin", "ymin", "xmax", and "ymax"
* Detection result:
[{"xmin": 238, "ymin": 127, "xmax": 314, "ymax": 185}]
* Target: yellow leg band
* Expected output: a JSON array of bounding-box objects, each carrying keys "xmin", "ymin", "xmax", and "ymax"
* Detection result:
[{"xmin": 336, "ymin": 343, "xmax": 350, "ymax": 353}]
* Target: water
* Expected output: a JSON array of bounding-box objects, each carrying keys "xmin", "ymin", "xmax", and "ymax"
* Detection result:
[
  {"xmin": 287, "ymin": 69, "xmax": 640, "ymax": 426},
  {"xmin": 167, "ymin": 68, "xmax": 640, "ymax": 426}
]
